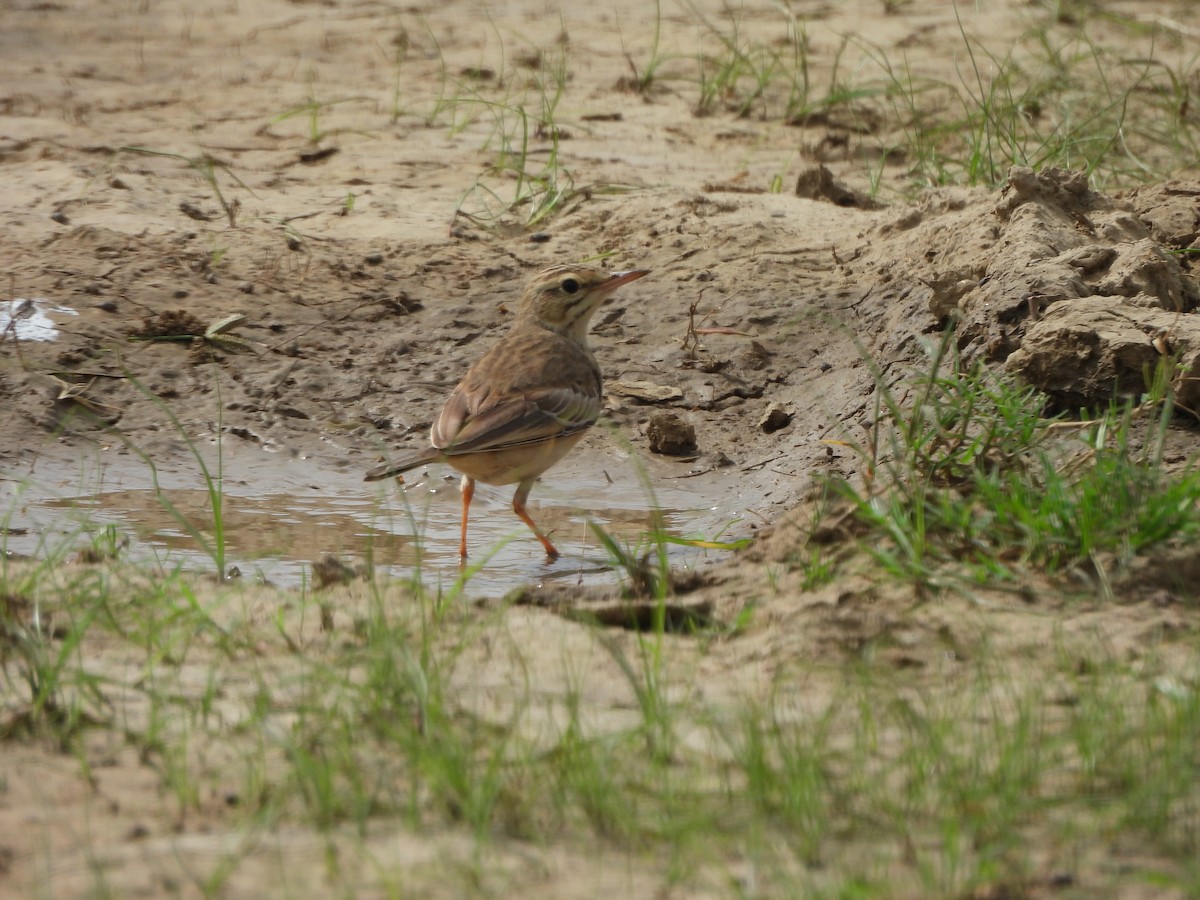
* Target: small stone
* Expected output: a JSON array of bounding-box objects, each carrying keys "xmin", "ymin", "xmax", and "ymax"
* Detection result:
[
  {"xmin": 238, "ymin": 281, "xmax": 255, "ymax": 294},
  {"xmin": 646, "ymin": 412, "xmax": 697, "ymax": 455},
  {"xmin": 529, "ymin": 232, "xmax": 551, "ymax": 243},
  {"xmin": 758, "ymin": 402, "xmax": 793, "ymax": 433},
  {"xmin": 609, "ymin": 380, "xmax": 683, "ymax": 402},
  {"xmin": 50, "ymin": 210, "xmax": 70, "ymax": 225},
  {"xmin": 365, "ymin": 251, "xmax": 384, "ymax": 265}
]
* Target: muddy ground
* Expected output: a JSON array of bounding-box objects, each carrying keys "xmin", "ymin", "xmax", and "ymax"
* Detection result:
[{"xmin": 2, "ymin": 0, "xmax": 1200, "ymax": 896}]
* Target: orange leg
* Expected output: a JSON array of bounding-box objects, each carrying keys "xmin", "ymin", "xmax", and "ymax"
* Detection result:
[
  {"xmin": 512, "ymin": 480, "xmax": 559, "ymax": 559},
  {"xmin": 459, "ymin": 476, "xmax": 475, "ymax": 559}
]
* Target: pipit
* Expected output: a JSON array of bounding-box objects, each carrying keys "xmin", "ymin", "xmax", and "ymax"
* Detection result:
[{"xmin": 366, "ymin": 264, "xmax": 650, "ymax": 559}]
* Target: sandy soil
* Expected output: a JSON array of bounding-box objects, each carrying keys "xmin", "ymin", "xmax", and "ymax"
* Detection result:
[{"xmin": 2, "ymin": 0, "xmax": 1199, "ymax": 896}]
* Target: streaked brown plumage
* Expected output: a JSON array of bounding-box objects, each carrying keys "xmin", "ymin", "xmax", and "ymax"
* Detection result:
[{"xmin": 366, "ymin": 264, "xmax": 649, "ymax": 559}]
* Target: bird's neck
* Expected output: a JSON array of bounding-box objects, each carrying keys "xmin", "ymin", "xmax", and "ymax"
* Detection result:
[{"xmin": 515, "ymin": 312, "xmax": 594, "ymax": 348}]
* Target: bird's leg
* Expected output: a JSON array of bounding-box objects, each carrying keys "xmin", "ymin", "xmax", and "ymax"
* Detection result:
[
  {"xmin": 459, "ymin": 475, "xmax": 475, "ymax": 559},
  {"xmin": 512, "ymin": 479, "xmax": 559, "ymax": 559}
]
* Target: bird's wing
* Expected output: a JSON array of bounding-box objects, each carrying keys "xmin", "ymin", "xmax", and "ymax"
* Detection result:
[{"xmin": 432, "ymin": 383, "xmax": 601, "ymax": 455}]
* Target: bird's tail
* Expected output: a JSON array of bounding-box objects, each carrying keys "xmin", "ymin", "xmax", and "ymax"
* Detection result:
[{"xmin": 364, "ymin": 447, "xmax": 441, "ymax": 482}]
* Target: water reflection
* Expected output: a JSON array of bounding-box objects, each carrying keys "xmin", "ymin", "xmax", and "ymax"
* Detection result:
[{"xmin": 11, "ymin": 472, "xmax": 721, "ymax": 594}]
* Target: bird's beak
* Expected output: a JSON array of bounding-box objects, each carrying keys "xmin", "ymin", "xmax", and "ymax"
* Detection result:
[{"xmin": 600, "ymin": 269, "xmax": 650, "ymax": 292}]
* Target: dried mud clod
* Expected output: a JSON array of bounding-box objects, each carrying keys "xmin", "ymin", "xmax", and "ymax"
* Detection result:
[
  {"xmin": 993, "ymin": 165, "xmax": 1097, "ymax": 222},
  {"xmin": 757, "ymin": 401, "xmax": 793, "ymax": 434},
  {"xmin": 794, "ymin": 164, "xmax": 884, "ymax": 210},
  {"xmin": 985, "ymin": 171, "xmax": 1200, "ymax": 410},
  {"xmin": 1006, "ymin": 298, "xmax": 1200, "ymax": 414},
  {"xmin": 869, "ymin": 167, "xmax": 1200, "ymax": 410},
  {"xmin": 957, "ymin": 165, "xmax": 1197, "ymax": 359},
  {"xmin": 646, "ymin": 412, "xmax": 697, "ymax": 455},
  {"xmin": 1120, "ymin": 180, "xmax": 1200, "ymax": 252}
]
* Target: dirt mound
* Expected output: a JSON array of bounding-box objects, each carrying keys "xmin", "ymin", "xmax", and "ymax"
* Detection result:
[{"xmin": 854, "ymin": 166, "xmax": 1200, "ymax": 409}]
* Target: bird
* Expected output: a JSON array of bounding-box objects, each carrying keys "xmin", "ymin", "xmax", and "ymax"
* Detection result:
[{"xmin": 365, "ymin": 263, "xmax": 650, "ymax": 560}]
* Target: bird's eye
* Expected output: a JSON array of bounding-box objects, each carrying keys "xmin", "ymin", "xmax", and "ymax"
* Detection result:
[{"xmin": 560, "ymin": 277, "xmax": 581, "ymax": 295}]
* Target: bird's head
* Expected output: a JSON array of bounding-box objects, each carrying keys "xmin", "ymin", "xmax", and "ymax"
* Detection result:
[{"xmin": 517, "ymin": 264, "xmax": 649, "ymax": 342}]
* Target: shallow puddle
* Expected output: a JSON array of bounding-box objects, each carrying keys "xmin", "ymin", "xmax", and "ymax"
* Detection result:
[{"xmin": 3, "ymin": 448, "xmax": 747, "ymax": 596}]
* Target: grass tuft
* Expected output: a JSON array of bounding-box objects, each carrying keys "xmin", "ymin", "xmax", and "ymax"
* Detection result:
[{"xmin": 827, "ymin": 331, "xmax": 1200, "ymax": 587}]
